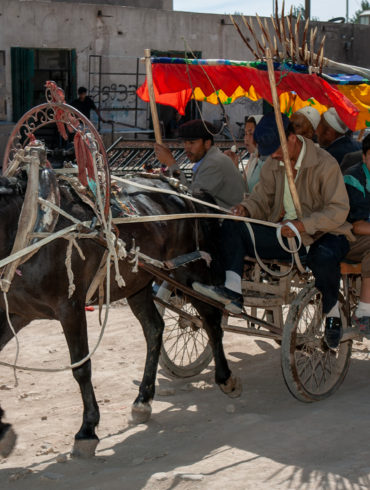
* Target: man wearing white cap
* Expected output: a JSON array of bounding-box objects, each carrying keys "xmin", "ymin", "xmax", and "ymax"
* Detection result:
[
  {"xmin": 291, "ymin": 106, "xmax": 320, "ymax": 141},
  {"xmin": 317, "ymin": 107, "xmax": 361, "ymax": 167}
]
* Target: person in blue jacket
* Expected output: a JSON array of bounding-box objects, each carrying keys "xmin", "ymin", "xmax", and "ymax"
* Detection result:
[{"xmin": 344, "ymin": 133, "xmax": 370, "ymax": 335}]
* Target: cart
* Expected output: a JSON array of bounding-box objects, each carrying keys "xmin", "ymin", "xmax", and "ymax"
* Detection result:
[{"xmin": 153, "ymin": 256, "xmax": 362, "ymax": 402}]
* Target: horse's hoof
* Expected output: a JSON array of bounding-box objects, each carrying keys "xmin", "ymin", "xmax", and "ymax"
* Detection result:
[
  {"xmin": 219, "ymin": 375, "xmax": 242, "ymax": 398},
  {"xmin": 131, "ymin": 402, "xmax": 152, "ymax": 424},
  {"xmin": 71, "ymin": 438, "xmax": 99, "ymax": 458},
  {"xmin": 0, "ymin": 424, "xmax": 17, "ymax": 458}
]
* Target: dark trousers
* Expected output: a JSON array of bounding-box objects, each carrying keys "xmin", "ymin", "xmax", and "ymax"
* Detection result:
[{"xmin": 221, "ymin": 221, "xmax": 350, "ymax": 314}]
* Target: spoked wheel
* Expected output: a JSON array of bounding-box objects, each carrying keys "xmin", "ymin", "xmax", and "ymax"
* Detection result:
[
  {"xmin": 281, "ymin": 284, "xmax": 352, "ymax": 402},
  {"xmin": 155, "ymin": 283, "xmax": 213, "ymax": 378}
]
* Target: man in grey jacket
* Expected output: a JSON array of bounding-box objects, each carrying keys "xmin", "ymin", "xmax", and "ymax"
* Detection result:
[{"xmin": 154, "ymin": 119, "xmax": 246, "ymax": 209}]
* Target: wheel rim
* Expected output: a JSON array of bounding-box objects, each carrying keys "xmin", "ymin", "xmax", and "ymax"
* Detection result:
[
  {"xmin": 161, "ymin": 296, "xmax": 210, "ymax": 370},
  {"xmin": 291, "ymin": 290, "xmax": 350, "ymax": 397}
]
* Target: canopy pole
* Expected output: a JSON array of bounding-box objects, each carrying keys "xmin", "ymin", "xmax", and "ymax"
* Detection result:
[
  {"xmin": 265, "ymin": 48, "xmax": 303, "ymax": 220},
  {"xmin": 144, "ymin": 48, "xmax": 163, "ymax": 144}
]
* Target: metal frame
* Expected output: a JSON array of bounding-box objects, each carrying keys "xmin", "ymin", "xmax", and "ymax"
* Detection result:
[
  {"xmin": 88, "ymin": 54, "xmax": 147, "ymax": 134},
  {"xmin": 107, "ymin": 140, "xmax": 249, "ymax": 179}
]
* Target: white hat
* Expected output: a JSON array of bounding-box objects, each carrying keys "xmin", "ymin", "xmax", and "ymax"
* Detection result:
[
  {"xmin": 295, "ymin": 106, "xmax": 321, "ymax": 130},
  {"xmin": 323, "ymin": 107, "xmax": 347, "ymax": 134}
]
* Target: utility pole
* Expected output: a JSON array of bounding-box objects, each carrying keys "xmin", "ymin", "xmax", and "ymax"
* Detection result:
[
  {"xmin": 305, "ymin": 0, "xmax": 311, "ymax": 20},
  {"xmin": 346, "ymin": 0, "xmax": 349, "ymax": 22}
]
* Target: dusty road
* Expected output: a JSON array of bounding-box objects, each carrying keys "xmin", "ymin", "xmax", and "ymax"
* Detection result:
[{"xmin": 0, "ymin": 305, "xmax": 370, "ymax": 489}]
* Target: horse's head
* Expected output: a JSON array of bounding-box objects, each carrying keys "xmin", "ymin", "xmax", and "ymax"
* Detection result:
[{"xmin": 0, "ymin": 175, "xmax": 26, "ymax": 259}]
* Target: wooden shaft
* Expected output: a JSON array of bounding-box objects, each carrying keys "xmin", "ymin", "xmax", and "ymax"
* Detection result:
[
  {"xmin": 265, "ymin": 48, "xmax": 303, "ymax": 220},
  {"xmin": 144, "ymin": 48, "xmax": 162, "ymax": 144},
  {"xmin": 1, "ymin": 153, "xmax": 40, "ymax": 292}
]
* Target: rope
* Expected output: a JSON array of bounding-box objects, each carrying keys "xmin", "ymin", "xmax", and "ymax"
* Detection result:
[
  {"xmin": 0, "ymin": 223, "xmax": 91, "ymax": 275},
  {"xmin": 0, "ymin": 250, "xmax": 112, "ymax": 374},
  {"xmin": 3, "ymin": 292, "xmax": 19, "ymax": 386},
  {"xmin": 0, "ymin": 167, "xmax": 302, "ymax": 374},
  {"xmin": 182, "ymin": 39, "xmax": 243, "ymax": 171},
  {"xmin": 38, "ymin": 197, "xmax": 83, "ymax": 226},
  {"xmin": 64, "ymin": 235, "xmax": 86, "ymax": 298}
]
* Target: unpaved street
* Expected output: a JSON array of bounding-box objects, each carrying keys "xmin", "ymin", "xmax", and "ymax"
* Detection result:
[{"xmin": 1, "ymin": 306, "xmax": 370, "ymax": 489}]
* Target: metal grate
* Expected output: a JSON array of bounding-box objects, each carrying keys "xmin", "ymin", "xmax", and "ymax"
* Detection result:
[{"xmin": 107, "ymin": 139, "xmax": 249, "ymax": 181}]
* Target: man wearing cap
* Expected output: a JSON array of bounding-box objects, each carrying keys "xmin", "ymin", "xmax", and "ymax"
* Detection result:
[
  {"xmin": 154, "ymin": 119, "xmax": 246, "ymax": 209},
  {"xmin": 290, "ymin": 106, "xmax": 320, "ymax": 141},
  {"xmin": 317, "ymin": 107, "xmax": 361, "ymax": 167},
  {"xmin": 193, "ymin": 112, "xmax": 352, "ymax": 349}
]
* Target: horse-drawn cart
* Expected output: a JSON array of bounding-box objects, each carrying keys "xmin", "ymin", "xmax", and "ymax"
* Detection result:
[
  {"xmin": 153, "ymin": 256, "xmax": 361, "ymax": 402},
  {"xmin": 133, "ymin": 8, "xmax": 370, "ymax": 403}
]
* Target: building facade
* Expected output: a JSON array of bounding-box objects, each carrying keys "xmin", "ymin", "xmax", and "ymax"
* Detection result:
[{"xmin": 0, "ymin": 0, "xmax": 369, "ymax": 156}]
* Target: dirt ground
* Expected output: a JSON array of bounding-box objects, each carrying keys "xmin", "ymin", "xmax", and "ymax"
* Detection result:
[{"xmin": 1, "ymin": 305, "xmax": 370, "ymax": 490}]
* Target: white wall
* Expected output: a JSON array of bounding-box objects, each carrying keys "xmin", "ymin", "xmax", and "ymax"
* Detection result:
[{"xmin": 0, "ymin": 0, "xmax": 263, "ymax": 133}]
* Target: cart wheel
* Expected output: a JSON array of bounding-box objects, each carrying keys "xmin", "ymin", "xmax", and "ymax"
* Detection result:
[
  {"xmin": 281, "ymin": 284, "xmax": 351, "ymax": 402},
  {"xmin": 155, "ymin": 283, "xmax": 213, "ymax": 378}
]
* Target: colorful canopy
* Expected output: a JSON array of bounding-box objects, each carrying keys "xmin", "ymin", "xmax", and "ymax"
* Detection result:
[{"xmin": 137, "ymin": 58, "xmax": 370, "ymax": 131}]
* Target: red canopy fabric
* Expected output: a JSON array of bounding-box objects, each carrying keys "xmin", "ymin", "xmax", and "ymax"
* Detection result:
[{"xmin": 137, "ymin": 64, "xmax": 359, "ymax": 130}]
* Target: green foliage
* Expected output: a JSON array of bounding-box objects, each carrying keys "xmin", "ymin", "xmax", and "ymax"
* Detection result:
[{"xmin": 351, "ymin": 0, "xmax": 370, "ymax": 23}]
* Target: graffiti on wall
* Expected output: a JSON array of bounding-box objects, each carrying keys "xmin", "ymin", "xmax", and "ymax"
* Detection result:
[{"xmin": 90, "ymin": 82, "xmax": 138, "ymax": 106}]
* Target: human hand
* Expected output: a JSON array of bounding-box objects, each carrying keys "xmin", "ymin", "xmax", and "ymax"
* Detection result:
[
  {"xmin": 280, "ymin": 220, "xmax": 305, "ymax": 238},
  {"xmin": 231, "ymin": 204, "xmax": 248, "ymax": 217},
  {"xmin": 224, "ymin": 149, "xmax": 239, "ymax": 167},
  {"xmin": 154, "ymin": 143, "xmax": 176, "ymax": 167}
]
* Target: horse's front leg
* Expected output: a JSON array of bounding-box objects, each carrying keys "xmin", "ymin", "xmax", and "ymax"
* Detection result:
[
  {"xmin": 58, "ymin": 302, "xmax": 100, "ymax": 457},
  {"xmin": 191, "ymin": 300, "xmax": 242, "ymax": 398},
  {"xmin": 0, "ymin": 311, "xmax": 28, "ymax": 457},
  {"xmin": 127, "ymin": 282, "xmax": 164, "ymax": 424},
  {"xmin": 0, "ymin": 406, "xmax": 17, "ymax": 458}
]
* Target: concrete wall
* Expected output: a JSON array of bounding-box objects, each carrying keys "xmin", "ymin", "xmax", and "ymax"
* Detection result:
[
  {"xmin": 1, "ymin": 0, "xmax": 369, "ymax": 148},
  {"xmin": 311, "ymin": 21, "xmax": 370, "ymax": 71},
  {"xmin": 0, "ymin": 0, "xmax": 264, "ymax": 134}
]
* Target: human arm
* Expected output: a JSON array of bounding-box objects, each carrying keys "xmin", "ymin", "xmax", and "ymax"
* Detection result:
[
  {"xmin": 300, "ymin": 159, "xmax": 350, "ymax": 235},
  {"xmin": 280, "ymin": 219, "xmax": 306, "ymax": 237},
  {"xmin": 154, "ymin": 143, "xmax": 177, "ymax": 167},
  {"xmin": 352, "ymin": 220, "xmax": 370, "ymax": 235},
  {"xmin": 223, "ymin": 149, "xmax": 239, "ymax": 168},
  {"xmin": 240, "ymin": 158, "xmax": 275, "ymax": 220},
  {"xmin": 90, "ymin": 98, "xmax": 106, "ymax": 123},
  {"xmin": 94, "ymin": 109, "xmax": 106, "ymax": 123},
  {"xmin": 154, "ymin": 143, "xmax": 187, "ymax": 185}
]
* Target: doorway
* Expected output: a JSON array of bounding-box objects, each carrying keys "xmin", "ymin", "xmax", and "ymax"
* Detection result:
[{"xmin": 11, "ymin": 47, "xmax": 77, "ymax": 121}]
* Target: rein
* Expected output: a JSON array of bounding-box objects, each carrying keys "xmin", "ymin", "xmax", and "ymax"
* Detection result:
[{"xmin": 0, "ymin": 173, "xmax": 305, "ymax": 377}]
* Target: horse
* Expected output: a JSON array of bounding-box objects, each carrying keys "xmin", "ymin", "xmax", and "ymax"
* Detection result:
[{"xmin": 0, "ymin": 173, "xmax": 241, "ymax": 458}]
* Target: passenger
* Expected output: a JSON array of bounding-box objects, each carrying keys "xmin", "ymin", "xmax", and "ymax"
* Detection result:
[
  {"xmin": 154, "ymin": 119, "xmax": 246, "ymax": 209},
  {"xmin": 344, "ymin": 133, "xmax": 370, "ymax": 335},
  {"xmin": 193, "ymin": 112, "xmax": 352, "ymax": 349},
  {"xmin": 224, "ymin": 116, "xmax": 266, "ymax": 193},
  {"xmin": 242, "ymin": 116, "xmax": 267, "ymax": 193},
  {"xmin": 290, "ymin": 106, "xmax": 320, "ymax": 141},
  {"xmin": 316, "ymin": 107, "xmax": 361, "ymax": 168}
]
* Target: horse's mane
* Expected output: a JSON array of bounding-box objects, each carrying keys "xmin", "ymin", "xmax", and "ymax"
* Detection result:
[{"xmin": 0, "ymin": 176, "xmax": 24, "ymax": 222}]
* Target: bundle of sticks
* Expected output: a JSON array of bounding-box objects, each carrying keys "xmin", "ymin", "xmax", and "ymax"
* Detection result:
[{"xmin": 230, "ymin": 0, "xmax": 370, "ymax": 78}]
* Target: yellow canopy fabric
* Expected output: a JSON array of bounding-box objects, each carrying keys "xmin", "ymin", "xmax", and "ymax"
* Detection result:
[{"xmin": 192, "ymin": 84, "xmax": 370, "ymax": 130}]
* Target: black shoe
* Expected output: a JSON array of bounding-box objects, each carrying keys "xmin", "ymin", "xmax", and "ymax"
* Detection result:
[
  {"xmin": 324, "ymin": 317, "xmax": 343, "ymax": 349},
  {"xmin": 192, "ymin": 283, "xmax": 243, "ymax": 313}
]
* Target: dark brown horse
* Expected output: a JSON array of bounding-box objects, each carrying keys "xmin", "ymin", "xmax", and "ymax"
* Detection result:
[{"xmin": 0, "ymin": 174, "xmax": 240, "ymax": 458}]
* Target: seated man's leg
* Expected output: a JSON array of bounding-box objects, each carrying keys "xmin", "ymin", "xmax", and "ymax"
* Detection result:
[
  {"xmin": 306, "ymin": 234, "xmax": 349, "ymax": 348},
  {"xmin": 345, "ymin": 235, "xmax": 370, "ymax": 334},
  {"xmin": 194, "ymin": 221, "xmax": 301, "ymax": 313},
  {"xmin": 221, "ymin": 221, "xmax": 295, "ymax": 293}
]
